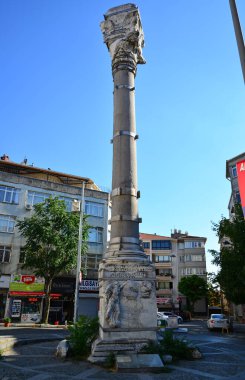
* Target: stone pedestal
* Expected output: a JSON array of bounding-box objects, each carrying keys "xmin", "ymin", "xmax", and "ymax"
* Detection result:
[{"xmin": 89, "ymin": 4, "xmax": 157, "ymax": 363}]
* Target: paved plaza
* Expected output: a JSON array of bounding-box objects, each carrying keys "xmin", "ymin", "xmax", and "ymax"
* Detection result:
[{"xmin": 1, "ymin": 321, "xmax": 245, "ymax": 379}]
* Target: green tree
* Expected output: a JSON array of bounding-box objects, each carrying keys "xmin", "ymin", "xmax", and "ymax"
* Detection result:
[
  {"xmin": 178, "ymin": 275, "xmax": 208, "ymax": 314},
  {"xmin": 17, "ymin": 197, "xmax": 89, "ymax": 323},
  {"xmin": 207, "ymin": 273, "xmax": 221, "ymax": 308},
  {"xmin": 210, "ymin": 203, "xmax": 245, "ymax": 305}
]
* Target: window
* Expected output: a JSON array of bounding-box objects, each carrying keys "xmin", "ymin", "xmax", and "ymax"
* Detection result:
[
  {"xmin": 155, "ymin": 255, "xmax": 172, "ymax": 262},
  {"xmin": 88, "ymin": 227, "xmax": 103, "ymax": 243},
  {"xmin": 85, "ymin": 201, "xmax": 104, "ymax": 217},
  {"xmin": 156, "ymin": 269, "xmax": 172, "ymax": 276},
  {"xmin": 157, "ymin": 282, "xmax": 173, "ymax": 290},
  {"xmin": 181, "ymin": 268, "xmax": 192, "ymax": 275},
  {"xmin": 181, "ymin": 267, "xmax": 206, "ymax": 275},
  {"xmin": 192, "ymin": 255, "xmax": 203, "ymax": 262},
  {"xmin": 27, "ymin": 191, "xmax": 50, "ymax": 206},
  {"xmin": 235, "ymin": 191, "xmax": 241, "ymax": 204},
  {"xmin": 0, "ymin": 246, "xmax": 11, "ymax": 263},
  {"xmin": 184, "ymin": 241, "xmax": 204, "ymax": 249},
  {"xmin": 232, "ymin": 165, "xmax": 237, "ymax": 178},
  {"xmin": 143, "ymin": 242, "xmax": 150, "ymax": 249},
  {"xmin": 19, "ymin": 248, "xmax": 26, "ymax": 263},
  {"xmin": 83, "ymin": 253, "xmax": 102, "ymax": 269},
  {"xmin": 195, "ymin": 268, "xmax": 206, "ymax": 275},
  {"xmin": 0, "ymin": 215, "xmax": 15, "ymax": 233},
  {"xmin": 59, "ymin": 196, "xmax": 74, "ymax": 211},
  {"xmin": 0, "ymin": 185, "xmax": 20, "ymax": 204},
  {"xmin": 152, "ymin": 240, "xmax": 172, "ymax": 250}
]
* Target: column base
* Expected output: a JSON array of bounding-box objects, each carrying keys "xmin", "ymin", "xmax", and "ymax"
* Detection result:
[
  {"xmin": 88, "ymin": 335, "xmax": 156, "ymax": 363},
  {"xmin": 91, "ymin": 254, "xmax": 158, "ymax": 363}
]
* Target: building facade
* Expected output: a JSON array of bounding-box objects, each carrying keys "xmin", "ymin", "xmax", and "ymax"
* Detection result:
[
  {"xmin": 140, "ymin": 230, "xmax": 207, "ymax": 315},
  {"xmin": 226, "ymin": 152, "xmax": 245, "ymax": 320},
  {"xmin": 0, "ymin": 155, "xmax": 109, "ymax": 323}
]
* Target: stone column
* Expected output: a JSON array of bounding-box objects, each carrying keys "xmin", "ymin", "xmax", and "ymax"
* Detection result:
[{"xmin": 89, "ymin": 4, "xmax": 157, "ymax": 363}]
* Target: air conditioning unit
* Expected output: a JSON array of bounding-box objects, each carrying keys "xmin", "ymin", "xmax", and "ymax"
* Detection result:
[{"xmin": 25, "ymin": 204, "xmax": 32, "ymax": 210}]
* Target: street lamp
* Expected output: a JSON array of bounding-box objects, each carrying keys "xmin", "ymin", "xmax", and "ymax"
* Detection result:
[
  {"xmin": 229, "ymin": 0, "xmax": 245, "ymax": 82},
  {"xmin": 73, "ymin": 181, "xmax": 85, "ymax": 323}
]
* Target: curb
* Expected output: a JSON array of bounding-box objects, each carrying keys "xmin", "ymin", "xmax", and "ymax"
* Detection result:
[
  {"xmin": 0, "ymin": 336, "xmax": 65, "ymax": 354},
  {"xmin": 0, "ymin": 323, "xmax": 67, "ymax": 328}
]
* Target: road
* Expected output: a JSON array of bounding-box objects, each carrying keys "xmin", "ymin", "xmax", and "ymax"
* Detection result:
[{"xmin": 1, "ymin": 321, "xmax": 245, "ymax": 379}]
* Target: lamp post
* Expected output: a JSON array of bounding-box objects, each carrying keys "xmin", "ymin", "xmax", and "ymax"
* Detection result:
[
  {"xmin": 229, "ymin": 0, "xmax": 245, "ymax": 82},
  {"xmin": 73, "ymin": 181, "xmax": 85, "ymax": 323}
]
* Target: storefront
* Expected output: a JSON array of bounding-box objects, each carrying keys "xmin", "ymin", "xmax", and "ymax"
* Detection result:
[
  {"xmin": 79, "ymin": 279, "xmax": 99, "ymax": 318},
  {"xmin": 0, "ymin": 275, "xmax": 10, "ymax": 320},
  {"xmin": 49, "ymin": 277, "xmax": 75, "ymax": 324},
  {"xmin": 157, "ymin": 297, "xmax": 173, "ymax": 312},
  {"xmin": 8, "ymin": 274, "xmax": 45, "ymax": 323}
]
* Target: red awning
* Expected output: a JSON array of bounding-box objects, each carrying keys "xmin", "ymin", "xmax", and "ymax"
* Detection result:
[{"xmin": 9, "ymin": 291, "xmax": 62, "ymax": 297}]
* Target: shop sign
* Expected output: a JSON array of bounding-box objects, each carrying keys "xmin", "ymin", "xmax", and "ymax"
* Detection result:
[
  {"xmin": 51, "ymin": 278, "xmax": 75, "ymax": 294},
  {"xmin": 79, "ymin": 280, "xmax": 99, "ymax": 292},
  {"xmin": 156, "ymin": 297, "xmax": 171, "ymax": 304},
  {"xmin": 0, "ymin": 275, "xmax": 10, "ymax": 288},
  {"xmin": 21, "ymin": 313, "xmax": 41, "ymax": 323},
  {"xmin": 22, "ymin": 275, "xmax": 35, "ymax": 284},
  {"xmin": 11, "ymin": 300, "xmax": 22, "ymax": 318},
  {"xmin": 10, "ymin": 274, "xmax": 45, "ymax": 293}
]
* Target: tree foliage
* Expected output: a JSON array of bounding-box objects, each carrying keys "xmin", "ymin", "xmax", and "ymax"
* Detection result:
[
  {"xmin": 178, "ymin": 275, "xmax": 207, "ymax": 313},
  {"xmin": 17, "ymin": 197, "xmax": 89, "ymax": 323},
  {"xmin": 207, "ymin": 273, "xmax": 221, "ymax": 307},
  {"xmin": 210, "ymin": 203, "xmax": 245, "ymax": 305}
]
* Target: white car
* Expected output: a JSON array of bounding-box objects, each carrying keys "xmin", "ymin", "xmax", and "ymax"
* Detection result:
[
  {"xmin": 207, "ymin": 314, "xmax": 229, "ymax": 330},
  {"xmin": 157, "ymin": 311, "xmax": 183, "ymax": 324}
]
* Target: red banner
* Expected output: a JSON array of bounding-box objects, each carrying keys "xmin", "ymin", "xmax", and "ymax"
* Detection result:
[
  {"xmin": 236, "ymin": 160, "xmax": 245, "ymax": 216},
  {"xmin": 156, "ymin": 297, "xmax": 171, "ymax": 304},
  {"xmin": 21, "ymin": 275, "xmax": 35, "ymax": 284}
]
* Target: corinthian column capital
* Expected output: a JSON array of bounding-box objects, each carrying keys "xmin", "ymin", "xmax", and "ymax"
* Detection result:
[{"xmin": 100, "ymin": 4, "xmax": 145, "ymax": 76}]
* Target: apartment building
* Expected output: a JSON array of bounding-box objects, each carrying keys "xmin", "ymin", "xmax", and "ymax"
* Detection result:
[
  {"xmin": 140, "ymin": 230, "xmax": 207, "ymax": 315},
  {"xmin": 0, "ymin": 155, "xmax": 109, "ymax": 322},
  {"xmin": 226, "ymin": 152, "xmax": 245, "ymax": 320},
  {"xmin": 226, "ymin": 152, "xmax": 245, "ymax": 217},
  {"xmin": 140, "ymin": 233, "xmax": 178, "ymax": 312}
]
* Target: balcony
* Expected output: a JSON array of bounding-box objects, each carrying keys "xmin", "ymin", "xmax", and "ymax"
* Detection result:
[
  {"xmin": 155, "ymin": 262, "xmax": 172, "ymax": 268},
  {"xmin": 156, "ymin": 275, "xmax": 174, "ymax": 281},
  {"xmin": 156, "ymin": 289, "xmax": 173, "ymax": 296}
]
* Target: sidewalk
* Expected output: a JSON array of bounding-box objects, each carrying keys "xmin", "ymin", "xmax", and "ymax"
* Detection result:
[{"xmin": 0, "ymin": 324, "xmax": 69, "ymax": 353}]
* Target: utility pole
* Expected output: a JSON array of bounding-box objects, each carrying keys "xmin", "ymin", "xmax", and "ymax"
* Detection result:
[
  {"xmin": 229, "ymin": 0, "xmax": 245, "ymax": 82},
  {"xmin": 73, "ymin": 181, "xmax": 85, "ymax": 323}
]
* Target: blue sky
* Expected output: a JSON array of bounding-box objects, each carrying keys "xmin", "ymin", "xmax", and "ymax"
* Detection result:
[{"xmin": 1, "ymin": 1, "xmax": 245, "ymax": 272}]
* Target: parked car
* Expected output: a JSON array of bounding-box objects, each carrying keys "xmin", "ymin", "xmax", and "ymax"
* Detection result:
[
  {"xmin": 207, "ymin": 314, "xmax": 229, "ymax": 330},
  {"xmin": 157, "ymin": 311, "xmax": 183, "ymax": 324}
]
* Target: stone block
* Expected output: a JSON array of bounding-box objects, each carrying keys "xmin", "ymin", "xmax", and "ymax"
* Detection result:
[{"xmin": 116, "ymin": 354, "xmax": 164, "ymax": 371}]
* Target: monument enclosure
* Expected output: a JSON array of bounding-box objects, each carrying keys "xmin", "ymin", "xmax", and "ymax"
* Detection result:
[{"xmin": 89, "ymin": 4, "xmax": 157, "ymax": 362}]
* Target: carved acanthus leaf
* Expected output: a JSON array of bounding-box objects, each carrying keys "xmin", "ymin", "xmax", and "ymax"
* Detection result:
[{"xmin": 100, "ymin": 4, "xmax": 145, "ymax": 72}]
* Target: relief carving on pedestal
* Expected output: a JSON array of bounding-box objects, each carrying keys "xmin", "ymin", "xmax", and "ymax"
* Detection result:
[
  {"xmin": 104, "ymin": 279, "xmax": 154, "ymax": 328},
  {"xmin": 105, "ymin": 281, "xmax": 123, "ymax": 328},
  {"xmin": 141, "ymin": 281, "xmax": 154, "ymax": 298}
]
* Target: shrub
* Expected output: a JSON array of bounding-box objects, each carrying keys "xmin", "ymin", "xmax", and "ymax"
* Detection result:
[
  {"xmin": 68, "ymin": 315, "xmax": 99, "ymax": 358},
  {"xmin": 3, "ymin": 317, "xmax": 11, "ymax": 323},
  {"xmin": 142, "ymin": 330, "xmax": 195, "ymax": 361},
  {"xmin": 160, "ymin": 330, "xmax": 194, "ymax": 360},
  {"xmin": 103, "ymin": 352, "xmax": 116, "ymax": 369}
]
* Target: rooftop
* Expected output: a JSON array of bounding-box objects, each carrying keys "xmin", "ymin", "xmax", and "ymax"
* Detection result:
[
  {"xmin": 140, "ymin": 233, "xmax": 171, "ymax": 240},
  {"xmin": 0, "ymin": 154, "xmax": 99, "ymax": 190}
]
